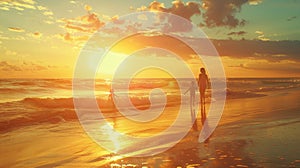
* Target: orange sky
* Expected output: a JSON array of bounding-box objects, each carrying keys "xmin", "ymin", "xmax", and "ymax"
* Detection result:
[{"xmin": 1, "ymin": 0, "xmax": 300, "ymax": 78}]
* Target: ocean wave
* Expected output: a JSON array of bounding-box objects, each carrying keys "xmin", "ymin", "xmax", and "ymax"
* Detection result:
[
  {"xmin": 261, "ymin": 78, "xmax": 300, "ymax": 84},
  {"xmin": 0, "ymin": 95, "xmax": 181, "ymax": 133},
  {"xmin": 5, "ymin": 89, "xmax": 266, "ymax": 112},
  {"xmin": 256, "ymin": 85, "xmax": 299, "ymax": 92},
  {"xmin": 0, "ymin": 108, "xmax": 77, "ymax": 133},
  {"xmin": 226, "ymin": 90, "xmax": 266, "ymax": 99},
  {"xmin": 0, "ymin": 88, "xmax": 28, "ymax": 94},
  {"xmin": 19, "ymin": 95, "xmax": 181, "ymax": 109},
  {"xmin": 22, "ymin": 97, "xmax": 75, "ymax": 109}
]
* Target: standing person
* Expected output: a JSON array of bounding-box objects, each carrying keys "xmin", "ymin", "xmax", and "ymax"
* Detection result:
[
  {"xmin": 184, "ymin": 81, "xmax": 197, "ymax": 112},
  {"xmin": 184, "ymin": 81, "xmax": 198, "ymax": 130},
  {"xmin": 108, "ymin": 88, "xmax": 116, "ymax": 100},
  {"xmin": 108, "ymin": 88, "xmax": 118, "ymax": 128},
  {"xmin": 108, "ymin": 88, "xmax": 118, "ymax": 107},
  {"xmin": 198, "ymin": 67, "xmax": 209, "ymax": 120}
]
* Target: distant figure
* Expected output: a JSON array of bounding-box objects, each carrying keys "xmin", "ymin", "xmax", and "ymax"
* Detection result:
[
  {"xmin": 184, "ymin": 81, "xmax": 197, "ymax": 111},
  {"xmin": 108, "ymin": 88, "xmax": 118, "ymax": 128},
  {"xmin": 108, "ymin": 88, "xmax": 119, "ymax": 101},
  {"xmin": 198, "ymin": 68, "xmax": 209, "ymax": 120},
  {"xmin": 184, "ymin": 81, "xmax": 198, "ymax": 130},
  {"xmin": 108, "ymin": 88, "xmax": 115, "ymax": 100}
]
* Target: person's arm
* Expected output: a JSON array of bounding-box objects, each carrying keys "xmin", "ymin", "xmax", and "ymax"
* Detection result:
[
  {"xmin": 206, "ymin": 75, "xmax": 210, "ymax": 89},
  {"xmin": 112, "ymin": 91, "xmax": 119, "ymax": 97},
  {"xmin": 184, "ymin": 87, "xmax": 190, "ymax": 95}
]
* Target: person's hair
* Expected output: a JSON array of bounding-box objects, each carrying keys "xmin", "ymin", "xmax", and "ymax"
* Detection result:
[{"xmin": 200, "ymin": 67, "xmax": 206, "ymax": 74}]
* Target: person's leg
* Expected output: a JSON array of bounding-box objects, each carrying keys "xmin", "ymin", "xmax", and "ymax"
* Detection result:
[
  {"xmin": 191, "ymin": 94, "xmax": 196, "ymax": 126},
  {"xmin": 200, "ymin": 91, "xmax": 204, "ymax": 119},
  {"xmin": 190, "ymin": 95, "xmax": 194, "ymax": 123},
  {"xmin": 202, "ymin": 90, "xmax": 207, "ymax": 119},
  {"xmin": 190, "ymin": 96, "xmax": 193, "ymax": 112},
  {"xmin": 192, "ymin": 94, "xmax": 195, "ymax": 110}
]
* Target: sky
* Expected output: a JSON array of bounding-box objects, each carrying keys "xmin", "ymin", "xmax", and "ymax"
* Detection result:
[{"xmin": 0, "ymin": 0, "xmax": 300, "ymax": 78}]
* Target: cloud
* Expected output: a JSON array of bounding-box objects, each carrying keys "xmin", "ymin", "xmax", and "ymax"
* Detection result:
[
  {"xmin": 0, "ymin": 0, "xmax": 36, "ymax": 11},
  {"xmin": 135, "ymin": 1, "xmax": 201, "ymax": 33},
  {"xmin": 0, "ymin": 61, "xmax": 22, "ymax": 71},
  {"xmin": 0, "ymin": 31, "xmax": 8, "ymax": 40},
  {"xmin": 255, "ymin": 30, "xmax": 269, "ymax": 41},
  {"xmin": 27, "ymin": 31, "xmax": 42, "ymax": 38},
  {"xmin": 237, "ymin": 60, "xmax": 300, "ymax": 73},
  {"xmin": 37, "ymin": 5, "xmax": 47, "ymax": 11},
  {"xmin": 287, "ymin": 16, "xmax": 297, "ymax": 21},
  {"xmin": 65, "ymin": 24, "xmax": 87, "ymax": 32},
  {"xmin": 248, "ymin": 0, "xmax": 262, "ymax": 5},
  {"xmin": 0, "ymin": 6, "xmax": 10, "ymax": 11},
  {"xmin": 212, "ymin": 39, "xmax": 300, "ymax": 62},
  {"xmin": 1, "ymin": 0, "xmax": 56, "ymax": 25},
  {"xmin": 227, "ymin": 31, "xmax": 246, "ymax": 36},
  {"xmin": 84, "ymin": 4, "xmax": 92, "ymax": 11},
  {"xmin": 70, "ymin": 1, "xmax": 77, "ymax": 4},
  {"xmin": 225, "ymin": 56, "xmax": 300, "ymax": 76},
  {"xmin": 139, "ymin": 0, "xmax": 262, "ymax": 28},
  {"xmin": 61, "ymin": 32, "xmax": 88, "ymax": 42},
  {"xmin": 8, "ymin": 27, "xmax": 25, "ymax": 32},
  {"xmin": 58, "ymin": 5, "xmax": 109, "ymax": 44},
  {"xmin": 255, "ymin": 30, "xmax": 263, "ymax": 35},
  {"xmin": 44, "ymin": 20, "xmax": 54, "ymax": 24},
  {"xmin": 201, "ymin": 0, "xmax": 248, "ymax": 28},
  {"xmin": 169, "ymin": 1, "xmax": 201, "ymax": 20},
  {"xmin": 22, "ymin": 61, "xmax": 48, "ymax": 71},
  {"xmin": 148, "ymin": 1, "xmax": 166, "ymax": 12},
  {"xmin": 43, "ymin": 11, "xmax": 53, "ymax": 16},
  {"xmin": 22, "ymin": 0, "xmax": 35, "ymax": 4},
  {"xmin": 62, "ymin": 8, "xmax": 104, "ymax": 34},
  {"xmin": 0, "ymin": 60, "xmax": 50, "ymax": 72},
  {"xmin": 111, "ymin": 15, "xmax": 125, "ymax": 25},
  {"xmin": 5, "ymin": 49, "xmax": 17, "ymax": 56},
  {"xmin": 63, "ymin": 33, "xmax": 72, "ymax": 41},
  {"xmin": 137, "ymin": 5, "xmax": 147, "ymax": 11},
  {"xmin": 139, "ymin": 0, "xmax": 201, "ymax": 21}
]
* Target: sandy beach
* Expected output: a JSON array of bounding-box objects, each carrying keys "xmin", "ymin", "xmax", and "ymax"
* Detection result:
[{"xmin": 0, "ymin": 78, "xmax": 299, "ymax": 168}]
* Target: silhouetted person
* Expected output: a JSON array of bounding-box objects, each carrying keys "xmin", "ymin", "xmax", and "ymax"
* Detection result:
[
  {"xmin": 198, "ymin": 68, "xmax": 209, "ymax": 120},
  {"xmin": 184, "ymin": 81, "xmax": 197, "ymax": 111},
  {"xmin": 185, "ymin": 81, "xmax": 198, "ymax": 130},
  {"xmin": 108, "ymin": 88, "xmax": 118, "ymax": 128},
  {"xmin": 108, "ymin": 88, "xmax": 118, "ymax": 100},
  {"xmin": 108, "ymin": 88, "xmax": 118, "ymax": 108}
]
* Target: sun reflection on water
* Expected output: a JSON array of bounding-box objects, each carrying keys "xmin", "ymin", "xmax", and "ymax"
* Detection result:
[{"xmin": 101, "ymin": 124, "xmax": 121, "ymax": 153}]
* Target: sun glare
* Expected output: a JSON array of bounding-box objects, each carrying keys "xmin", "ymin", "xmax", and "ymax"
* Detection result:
[{"xmin": 101, "ymin": 124, "xmax": 121, "ymax": 153}]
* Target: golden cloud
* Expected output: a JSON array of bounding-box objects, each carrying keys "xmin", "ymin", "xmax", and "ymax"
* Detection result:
[
  {"xmin": 8, "ymin": 27, "xmax": 25, "ymax": 32},
  {"xmin": 84, "ymin": 4, "xmax": 92, "ymax": 11},
  {"xmin": 249, "ymin": 0, "xmax": 262, "ymax": 5},
  {"xmin": 30, "ymin": 32, "xmax": 42, "ymax": 38},
  {"xmin": 140, "ymin": 0, "xmax": 201, "ymax": 21},
  {"xmin": 0, "ymin": 0, "xmax": 37, "ymax": 11}
]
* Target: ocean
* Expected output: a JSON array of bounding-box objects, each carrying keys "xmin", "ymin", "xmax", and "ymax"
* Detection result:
[{"xmin": 0, "ymin": 78, "xmax": 300, "ymax": 167}]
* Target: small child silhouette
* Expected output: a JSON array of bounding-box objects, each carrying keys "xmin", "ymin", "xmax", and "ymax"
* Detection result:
[{"xmin": 185, "ymin": 81, "xmax": 198, "ymax": 130}]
